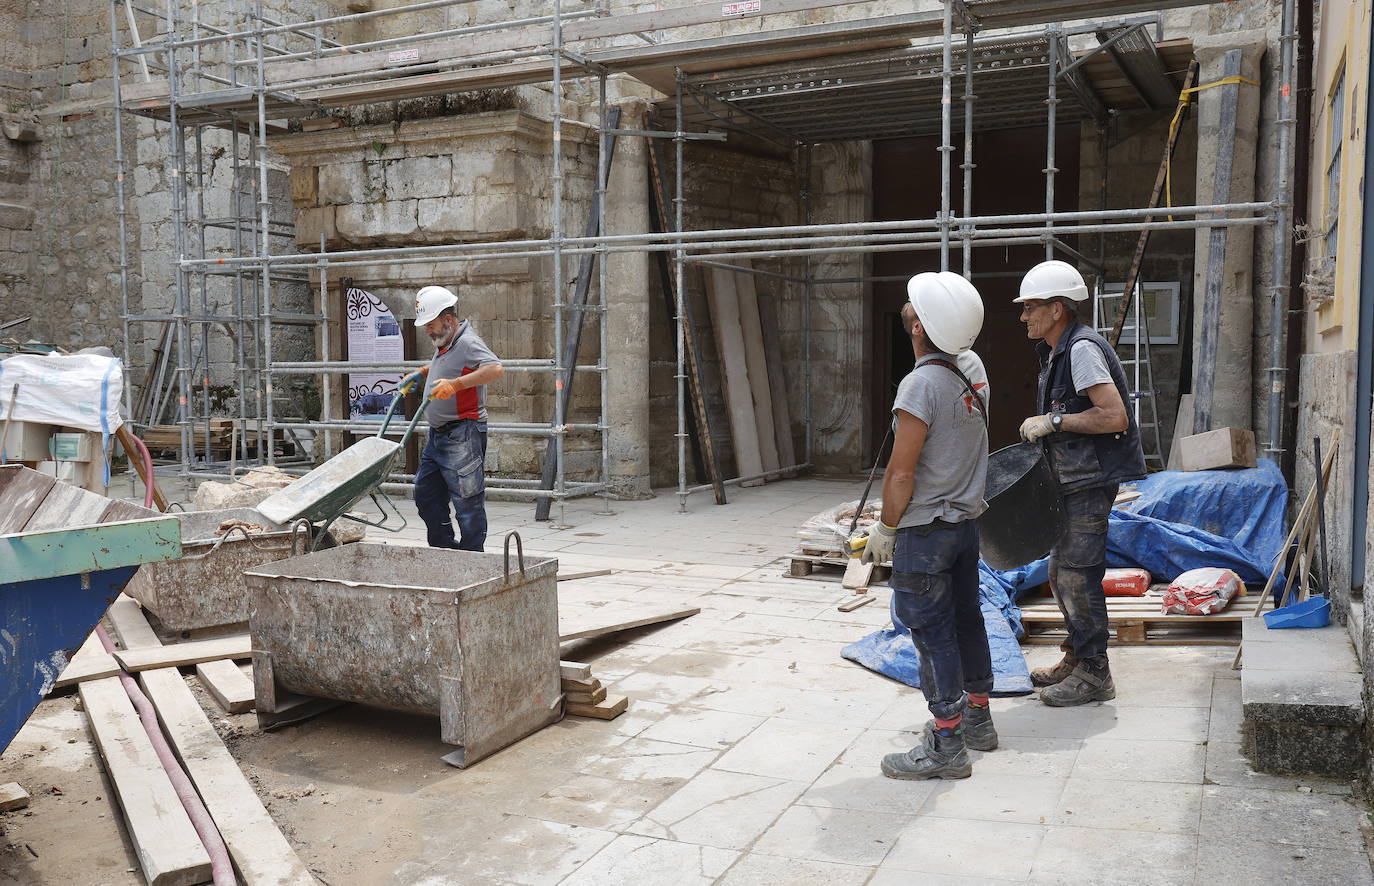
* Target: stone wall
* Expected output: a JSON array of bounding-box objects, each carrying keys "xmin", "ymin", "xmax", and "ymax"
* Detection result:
[
  {"xmin": 1294, "ymin": 350, "xmax": 1358, "ymax": 621},
  {"xmin": 1077, "ymin": 112, "xmax": 1199, "ymax": 464},
  {"xmin": 647, "ymin": 141, "xmax": 802, "ymax": 486},
  {"xmin": 273, "ymin": 108, "xmax": 600, "ymax": 476}
]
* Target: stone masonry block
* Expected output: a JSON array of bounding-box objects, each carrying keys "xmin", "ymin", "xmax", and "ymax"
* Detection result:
[
  {"xmin": 289, "ymin": 167, "xmax": 318, "ymax": 206},
  {"xmin": 417, "ymin": 196, "xmax": 477, "ymax": 237},
  {"xmin": 1249, "ymin": 721, "xmax": 1363, "ymax": 780},
  {"xmin": 0, "ymin": 201, "xmax": 33, "ymax": 229},
  {"xmin": 336, "ymin": 200, "xmax": 419, "ymax": 243},
  {"xmin": 295, "ymin": 206, "xmax": 337, "ymax": 247},
  {"xmin": 385, "ymin": 155, "xmax": 452, "ymax": 201},
  {"xmin": 474, "ymin": 193, "xmax": 525, "ymax": 235},
  {"xmin": 318, "ymin": 161, "xmax": 367, "ymax": 205}
]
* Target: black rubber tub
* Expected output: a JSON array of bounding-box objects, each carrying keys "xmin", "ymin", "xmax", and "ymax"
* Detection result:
[{"xmin": 979, "ymin": 441, "xmax": 1068, "ymax": 570}]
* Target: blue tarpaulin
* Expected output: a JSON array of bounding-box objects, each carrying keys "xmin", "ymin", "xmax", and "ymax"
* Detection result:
[{"xmin": 841, "ymin": 461, "xmax": 1288, "ymax": 696}]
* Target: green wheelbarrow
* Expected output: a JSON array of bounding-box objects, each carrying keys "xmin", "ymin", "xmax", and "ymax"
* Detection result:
[{"xmin": 257, "ymin": 390, "xmax": 434, "ymax": 547}]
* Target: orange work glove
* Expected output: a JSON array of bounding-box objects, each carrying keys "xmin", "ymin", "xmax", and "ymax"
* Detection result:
[
  {"xmin": 398, "ymin": 367, "xmax": 428, "ymax": 394},
  {"xmin": 430, "ymin": 377, "xmax": 464, "ymax": 400}
]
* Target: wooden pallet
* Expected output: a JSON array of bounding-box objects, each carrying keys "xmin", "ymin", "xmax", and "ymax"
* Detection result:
[
  {"xmin": 1018, "ymin": 592, "xmax": 1244, "ymax": 646},
  {"xmin": 787, "ymin": 552, "xmax": 890, "ymax": 584}
]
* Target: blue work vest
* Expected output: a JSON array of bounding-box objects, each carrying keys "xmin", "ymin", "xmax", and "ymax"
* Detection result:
[{"xmin": 1034, "ymin": 318, "xmax": 1147, "ymax": 493}]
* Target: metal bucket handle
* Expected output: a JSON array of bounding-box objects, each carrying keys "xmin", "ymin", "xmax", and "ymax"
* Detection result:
[{"xmin": 503, "ymin": 531, "xmax": 525, "ymax": 583}]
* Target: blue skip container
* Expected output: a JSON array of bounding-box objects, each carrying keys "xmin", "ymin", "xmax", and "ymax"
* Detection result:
[{"xmin": 1263, "ymin": 595, "xmax": 1331, "ymax": 629}]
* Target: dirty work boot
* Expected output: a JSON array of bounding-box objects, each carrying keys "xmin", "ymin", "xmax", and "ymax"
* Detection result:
[
  {"xmin": 922, "ymin": 704, "xmax": 998, "ymax": 751},
  {"xmin": 1039, "ymin": 658, "xmax": 1115, "ymax": 707},
  {"xmin": 1030, "ymin": 653, "xmax": 1078, "ymax": 687},
  {"xmin": 881, "ymin": 727, "xmax": 972, "ymax": 780}
]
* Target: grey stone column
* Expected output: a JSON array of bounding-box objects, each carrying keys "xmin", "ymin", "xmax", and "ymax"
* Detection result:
[
  {"xmin": 1190, "ymin": 31, "xmax": 1268, "ymax": 433},
  {"xmin": 604, "ymin": 90, "xmax": 654, "ymax": 498}
]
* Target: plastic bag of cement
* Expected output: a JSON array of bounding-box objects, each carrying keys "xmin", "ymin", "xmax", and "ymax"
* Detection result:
[
  {"xmin": 1162, "ymin": 567, "xmax": 1245, "ymax": 615},
  {"xmin": 796, "ymin": 498, "xmax": 882, "ymax": 557},
  {"xmin": 0, "ymin": 353, "xmax": 123, "ymax": 435}
]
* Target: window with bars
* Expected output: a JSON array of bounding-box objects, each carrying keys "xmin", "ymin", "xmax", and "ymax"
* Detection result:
[{"xmin": 1325, "ymin": 65, "xmax": 1346, "ymax": 266}]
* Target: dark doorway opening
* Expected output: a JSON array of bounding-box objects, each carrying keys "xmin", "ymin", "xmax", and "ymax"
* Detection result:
[{"xmin": 869, "ymin": 126, "xmax": 1081, "ymax": 457}]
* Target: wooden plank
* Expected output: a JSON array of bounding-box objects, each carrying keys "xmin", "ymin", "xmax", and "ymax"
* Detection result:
[
  {"xmin": 137, "ymin": 668, "xmax": 315, "ymax": 886},
  {"xmin": 704, "ymin": 266, "xmax": 765, "ymax": 484},
  {"xmin": 107, "ymin": 595, "xmax": 164, "ymax": 650},
  {"xmin": 558, "ymin": 569, "xmax": 613, "ymax": 582},
  {"xmin": 756, "ymin": 292, "xmax": 798, "ymax": 472},
  {"xmin": 53, "ymin": 633, "xmax": 121, "ymax": 690},
  {"xmin": 0, "ymin": 465, "xmax": 55, "ymax": 534},
  {"xmin": 565, "ymin": 685, "xmax": 608, "ymax": 705},
  {"xmin": 731, "ymin": 264, "xmax": 780, "ymax": 475},
  {"xmin": 558, "ymin": 605, "xmax": 701, "ymax": 642},
  {"xmin": 78, "ymin": 677, "xmax": 213, "ymax": 886},
  {"xmin": 115, "ymin": 425, "xmax": 169, "ymax": 512},
  {"xmin": 646, "ymin": 133, "xmax": 726, "ymax": 503},
  {"xmin": 837, "ymin": 595, "xmax": 875, "ymax": 612},
  {"xmin": 22, "ymin": 482, "xmax": 105, "ymax": 531},
  {"xmin": 0, "ymin": 782, "xmax": 30, "ymax": 812},
  {"xmin": 195, "ymin": 659, "xmax": 255, "ymax": 714},
  {"xmin": 566, "ymin": 694, "xmax": 628, "ymax": 720},
  {"xmin": 559, "ymin": 661, "xmax": 593, "ymax": 681},
  {"xmin": 115, "ymin": 635, "xmax": 252, "ymax": 673},
  {"xmin": 560, "ymin": 677, "xmax": 601, "ymax": 693}
]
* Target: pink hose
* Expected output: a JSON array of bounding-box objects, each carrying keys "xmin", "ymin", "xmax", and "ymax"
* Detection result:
[
  {"xmin": 94, "ymin": 625, "xmax": 235, "ymax": 885},
  {"xmin": 125, "ymin": 432, "xmax": 158, "ymax": 510}
]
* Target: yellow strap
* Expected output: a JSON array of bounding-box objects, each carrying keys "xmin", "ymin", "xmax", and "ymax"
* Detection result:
[{"xmin": 1165, "ymin": 75, "xmax": 1260, "ymax": 220}]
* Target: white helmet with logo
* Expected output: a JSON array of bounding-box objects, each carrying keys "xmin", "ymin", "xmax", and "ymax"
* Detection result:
[
  {"xmin": 906, "ymin": 271, "xmax": 984, "ymax": 354},
  {"xmin": 415, "ymin": 285, "xmax": 458, "ymax": 325},
  {"xmin": 1014, "ymin": 260, "xmax": 1089, "ymax": 303}
]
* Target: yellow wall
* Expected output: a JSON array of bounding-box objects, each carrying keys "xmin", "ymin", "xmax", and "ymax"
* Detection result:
[{"xmin": 1308, "ymin": 0, "xmax": 1370, "ymax": 353}]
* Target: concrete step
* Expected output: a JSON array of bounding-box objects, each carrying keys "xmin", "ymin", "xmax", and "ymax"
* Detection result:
[{"xmin": 1241, "ymin": 617, "xmax": 1365, "ymax": 779}]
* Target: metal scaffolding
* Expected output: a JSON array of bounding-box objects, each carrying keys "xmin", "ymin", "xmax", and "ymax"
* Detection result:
[{"xmin": 107, "ymin": 0, "xmax": 1292, "ymax": 517}]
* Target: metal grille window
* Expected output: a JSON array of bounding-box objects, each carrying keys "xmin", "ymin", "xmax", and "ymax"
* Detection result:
[{"xmin": 1325, "ymin": 65, "xmax": 1346, "ymax": 264}]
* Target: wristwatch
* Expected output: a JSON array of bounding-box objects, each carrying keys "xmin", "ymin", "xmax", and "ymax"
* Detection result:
[{"xmin": 1050, "ymin": 413, "xmax": 1064, "ymax": 432}]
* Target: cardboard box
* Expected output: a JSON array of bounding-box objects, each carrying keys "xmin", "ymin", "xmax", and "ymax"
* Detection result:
[
  {"xmin": 1178, "ymin": 427, "xmax": 1257, "ymax": 472},
  {"xmin": 0, "ymin": 421, "xmax": 52, "ymax": 462}
]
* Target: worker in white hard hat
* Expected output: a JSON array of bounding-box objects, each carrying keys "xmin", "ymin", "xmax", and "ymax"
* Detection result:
[
  {"xmin": 862, "ymin": 271, "xmax": 994, "ymax": 781},
  {"xmin": 1015, "ymin": 259, "xmax": 1145, "ymax": 706},
  {"xmin": 399, "ymin": 285, "xmax": 504, "ymax": 551}
]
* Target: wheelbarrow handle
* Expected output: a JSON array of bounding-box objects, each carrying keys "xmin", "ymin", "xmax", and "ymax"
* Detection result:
[{"xmin": 377, "ymin": 388, "xmax": 436, "ymax": 446}]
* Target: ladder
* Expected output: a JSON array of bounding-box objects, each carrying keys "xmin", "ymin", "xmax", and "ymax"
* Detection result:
[{"xmin": 1093, "ymin": 280, "xmax": 1166, "ymax": 469}]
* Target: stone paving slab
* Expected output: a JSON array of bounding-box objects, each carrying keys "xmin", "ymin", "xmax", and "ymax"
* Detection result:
[{"xmin": 67, "ymin": 475, "xmax": 1374, "ymax": 885}]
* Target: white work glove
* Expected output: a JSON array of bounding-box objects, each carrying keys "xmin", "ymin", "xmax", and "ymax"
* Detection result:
[
  {"xmin": 1019, "ymin": 414, "xmax": 1056, "ymax": 442},
  {"xmin": 860, "ymin": 522, "xmax": 898, "ymax": 565}
]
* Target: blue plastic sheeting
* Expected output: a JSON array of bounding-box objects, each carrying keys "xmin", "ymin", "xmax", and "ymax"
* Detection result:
[
  {"xmin": 841, "ymin": 464, "xmax": 1288, "ymax": 697},
  {"xmin": 1120, "ymin": 459, "xmax": 1288, "ymax": 571},
  {"xmin": 841, "ymin": 574, "xmax": 1034, "ymax": 696}
]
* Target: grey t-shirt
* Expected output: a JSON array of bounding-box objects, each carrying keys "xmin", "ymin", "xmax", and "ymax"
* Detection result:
[
  {"xmin": 890, "ymin": 350, "xmax": 990, "ymax": 528},
  {"xmin": 1070, "ymin": 340, "xmax": 1114, "ymax": 394},
  {"xmin": 425, "ymin": 319, "xmax": 499, "ymax": 426}
]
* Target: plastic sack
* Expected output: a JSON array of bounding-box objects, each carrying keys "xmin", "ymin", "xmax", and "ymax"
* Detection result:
[
  {"xmin": 1162, "ymin": 567, "xmax": 1245, "ymax": 615},
  {"xmin": 1102, "ymin": 568, "xmax": 1151, "ymax": 597},
  {"xmin": 0, "ymin": 353, "xmax": 123, "ymax": 435},
  {"xmin": 796, "ymin": 498, "xmax": 881, "ymax": 557}
]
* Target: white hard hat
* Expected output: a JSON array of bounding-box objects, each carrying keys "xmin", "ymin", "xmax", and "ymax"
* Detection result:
[
  {"xmin": 415, "ymin": 285, "xmax": 458, "ymax": 325},
  {"xmin": 906, "ymin": 271, "xmax": 984, "ymax": 354},
  {"xmin": 1015, "ymin": 260, "xmax": 1089, "ymax": 303}
]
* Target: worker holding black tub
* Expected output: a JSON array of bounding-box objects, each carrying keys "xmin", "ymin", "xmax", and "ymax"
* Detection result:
[
  {"xmin": 861, "ymin": 271, "xmax": 992, "ymax": 781},
  {"xmin": 1015, "ymin": 260, "xmax": 1146, "ymax": 706}
]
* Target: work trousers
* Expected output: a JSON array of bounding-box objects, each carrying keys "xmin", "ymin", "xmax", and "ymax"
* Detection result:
[
  {"xmin": 889, "ymin": 519, "xmax": 994, "ymax": 721},
  {"xmin": 1047, "ymin": 484, "xmax": 1117, "ymax": 664},
  {"xmin": 414, "ymin": 419, "xmax": 488, "ymax": 552}
]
